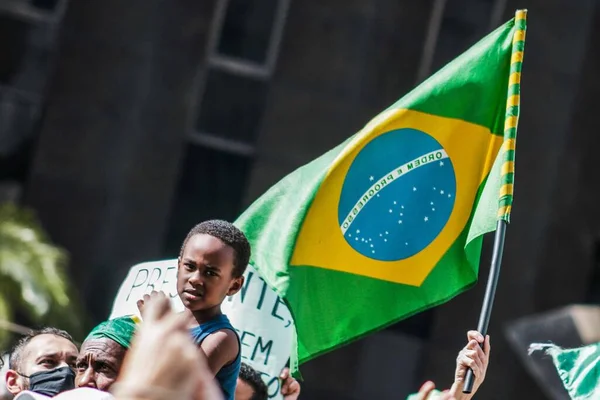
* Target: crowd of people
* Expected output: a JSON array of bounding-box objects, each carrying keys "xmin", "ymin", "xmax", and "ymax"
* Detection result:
[{"xmin": 1, "ymin": 220, "xmax": 491, "ymax": 399}]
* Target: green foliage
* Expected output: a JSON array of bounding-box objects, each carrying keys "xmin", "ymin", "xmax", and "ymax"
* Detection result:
[{"xmin": 0, "ymin": 203, "xmax": 85, "ymax": 348}]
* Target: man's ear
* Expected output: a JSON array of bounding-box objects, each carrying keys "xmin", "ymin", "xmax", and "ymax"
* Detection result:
[
  {"xmin": 227, "ymin": 275, "xmax": 244, "ymax": 296},
  {"xmin": 5, "ymin": 369, "xmax": 24, "ymax": 395}
]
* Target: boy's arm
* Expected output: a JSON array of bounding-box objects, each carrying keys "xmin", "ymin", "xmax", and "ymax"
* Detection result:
[{"xmin": 199, "ymin": 329, "xmax": 240, "ymax": 376}]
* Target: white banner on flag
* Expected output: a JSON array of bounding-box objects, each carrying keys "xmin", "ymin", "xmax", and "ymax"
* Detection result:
[{"xmin": 110, "ymin": 259, "xmax": 293, "ymax": 399}]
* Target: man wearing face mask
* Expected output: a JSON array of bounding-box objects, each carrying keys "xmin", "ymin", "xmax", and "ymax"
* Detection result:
[{"xmin": 4, "ymin": 328, "xmax": 78, "ymax": 398}]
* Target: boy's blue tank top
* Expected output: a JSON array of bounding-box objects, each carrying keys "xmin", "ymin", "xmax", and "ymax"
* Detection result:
[{"xmin": 189, "ymin": 314, "xmax": 241, "ymax": 400}]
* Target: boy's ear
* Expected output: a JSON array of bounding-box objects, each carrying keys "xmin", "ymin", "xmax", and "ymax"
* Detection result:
[{"xmin": 227, "ymin": 275, "xmax": 244, "ymax": 296}]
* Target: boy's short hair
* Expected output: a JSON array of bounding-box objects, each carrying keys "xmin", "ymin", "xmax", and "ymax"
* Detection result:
[
  {"xmin": 239, "ymin": 363, "xmax": 268, "ymax": 400},
  {"xmin": 9, "ymin": 327, "xmax": 74, "ymax": 370},
  {"xmin": 180, "ymin": 220, "xmax": 251, "ymax": 278}
]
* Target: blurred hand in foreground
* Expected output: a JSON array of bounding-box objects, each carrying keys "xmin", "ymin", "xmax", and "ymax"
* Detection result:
[{"xmin": 114, "ymin": 293, "xmax": 223, "ymax": 400}]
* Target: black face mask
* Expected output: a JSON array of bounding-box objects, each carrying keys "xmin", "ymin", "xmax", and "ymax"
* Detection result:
[{"xmin": 24, "ymin": 366, "xmax": 76, "ymax": 396}]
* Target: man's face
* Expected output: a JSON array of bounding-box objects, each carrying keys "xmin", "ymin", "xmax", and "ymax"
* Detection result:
[
  {"xmin": 75, "ymin": 338, "xmax": 126, "ymax": 392},
  {"xmin": 5, "ymin": 334, "xmax": 78, "ymax": 395},
  {"xmin": 177, "ymin": 234, "xmax": 243, "ymax": 313},
  {"xmin": 235, "ymin": 377, "xmax": 255, "ymax": 400}
]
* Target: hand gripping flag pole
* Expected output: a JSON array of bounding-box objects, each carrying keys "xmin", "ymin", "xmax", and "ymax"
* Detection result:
[
  {"xmin": 463, "ymin": 9, "xmax": 526, "ymax": 394},
  {"xmin": 462, "ymin": 220, "xmax": 506, "ymax": 393}
]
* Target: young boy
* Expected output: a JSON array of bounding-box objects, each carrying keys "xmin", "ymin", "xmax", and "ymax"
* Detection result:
[
  {"xmin": 138, "ymin": 220, "xmax": 248, "ymax": 399},
  {"xmin": 175, "ymin": 219, "xmax": 249, "ymax": 400}
]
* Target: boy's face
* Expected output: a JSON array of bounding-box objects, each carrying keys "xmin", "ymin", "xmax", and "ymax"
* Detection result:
[{"xmin": 177, "ymin": 233, "xmax": 243, "ymax": 312}]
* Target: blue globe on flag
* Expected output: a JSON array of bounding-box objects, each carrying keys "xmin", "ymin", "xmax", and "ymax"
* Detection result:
[{"xmin": 338, "ymin": 128, "xmax": 456, "ymax": 261}]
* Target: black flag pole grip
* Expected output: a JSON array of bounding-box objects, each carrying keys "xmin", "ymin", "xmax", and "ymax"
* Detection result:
[{"xmin": 463, "ymin": 219, "xmax": 507, "ymax": 394}]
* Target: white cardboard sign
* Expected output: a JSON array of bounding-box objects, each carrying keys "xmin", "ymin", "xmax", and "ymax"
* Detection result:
[{"xmin": 110, "ymin": 259, "xmax": 293, "ymax": 399}]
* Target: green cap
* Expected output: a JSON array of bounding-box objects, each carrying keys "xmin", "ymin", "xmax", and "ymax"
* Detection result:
[{"xmin": 84, "ymin": 315, "xmax": 140, "ymax": 349}]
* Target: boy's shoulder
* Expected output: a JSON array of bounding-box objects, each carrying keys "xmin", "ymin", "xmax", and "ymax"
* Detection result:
[
  {"xmin": 202, "ymin": 328, "xmax": 239, "ymax": 348},
  {"xmin": 190, "ymin": 314, "xmax": 237, "ymax": 341},
  {"xmin": 200, "ymin": 328, "xmax": 240, "ymax": 372}
]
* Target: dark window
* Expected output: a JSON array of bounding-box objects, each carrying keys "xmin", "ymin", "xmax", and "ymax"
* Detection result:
[
  {"xmin": 430, "ymin": 0, "xmax": 495, "ymax": 72},
  {"xmin": 0, "ymin": 92, "xmax": 38, "ymax": 181},
  {"xmin": 587, "ymin": 240, "xmax": 600, "ymax": 303},
  {"xmin": 196, "ymin": 68, "xmax": 268, "ymax": 144},
  {"xmin": 31, "ymin": 0, "xmax": 61, "ymax": 11},
  {"xmin": 217, "ymin": 0, "xmax": 280, "ymax": 64},
  {"xmin": 163, "ymin": 145, "xmax": 252, "ymax": 256},
  {"xmin": 0, "ymin": 16, "xmax": 31, "ymax": 85}
]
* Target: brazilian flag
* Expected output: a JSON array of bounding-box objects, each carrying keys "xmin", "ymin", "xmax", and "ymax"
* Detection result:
[
  {"xmin": 531, "ymin": 342, "xmax": 600, "ymax": 400},
  {"xmin": 235, "ymin": 10, "xmax": 527, "ymax": 373}
]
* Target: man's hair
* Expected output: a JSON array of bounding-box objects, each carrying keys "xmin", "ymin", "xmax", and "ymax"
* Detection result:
[
  {"xmin": 239, "ymin": 363, "xmax": 268, "ymax": 400},
  {"xmin": 9, "ymin": 327, "xmax": 74, "ymax": 371},
  {"xmin": 179, "ymin": 219, "xmax": 251, "ymax": 278}
]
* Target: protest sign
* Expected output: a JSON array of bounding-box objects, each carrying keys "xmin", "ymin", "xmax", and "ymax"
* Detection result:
[
  {"xmin": 110, "ymin": 259, "xmax": 183, "ymax": 316},
  {"xmin": 110, "ymin": 259, "xmax": 293, "ymax": 399}
]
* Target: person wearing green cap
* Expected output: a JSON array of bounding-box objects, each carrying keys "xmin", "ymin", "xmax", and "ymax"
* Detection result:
[{"xmin": 74, "ymin": 316, "xmax": 139, "ymax": 392}]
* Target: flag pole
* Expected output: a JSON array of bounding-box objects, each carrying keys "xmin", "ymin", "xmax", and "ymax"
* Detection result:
[
  {"xmin": 463, "ymin": 219, "xmax": 507, "ymax": 393},
  {"xmin": 463, "ymin": 8, "xmax": 526, "ymax": 393}
]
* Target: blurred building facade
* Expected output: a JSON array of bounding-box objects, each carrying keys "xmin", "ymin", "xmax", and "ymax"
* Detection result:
[{"xmin": 1, "ymin": 0, "xmax": 600, "ymax": 398}]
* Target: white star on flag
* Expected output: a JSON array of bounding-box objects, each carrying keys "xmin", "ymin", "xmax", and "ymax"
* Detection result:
[
  {"xmin": 369, "ymin": 176, "xmax": 374, "ymax": 181},
  {"xmin": 424, "ymin": 216, "xmax": 429, "ymax": 222}
]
